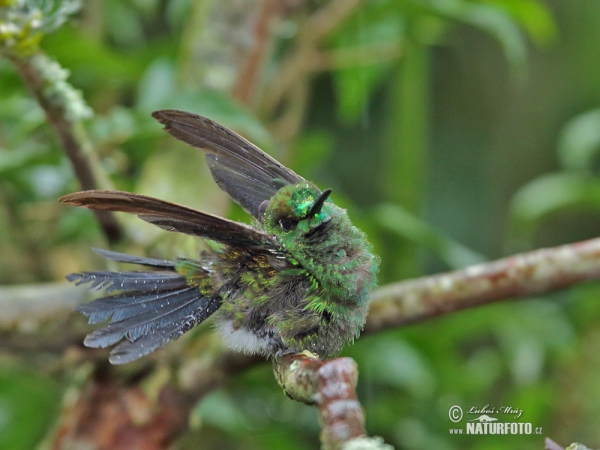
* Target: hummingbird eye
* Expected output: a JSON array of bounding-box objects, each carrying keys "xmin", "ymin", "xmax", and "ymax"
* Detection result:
[{"xmin": 279, "ymin": 219, "xmax": 297, "ymax": 232}]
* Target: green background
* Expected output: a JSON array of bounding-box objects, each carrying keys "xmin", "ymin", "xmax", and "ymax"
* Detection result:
[{"xmin": 2, "ymin": 0, "xmax": 600, "ymax": 448}]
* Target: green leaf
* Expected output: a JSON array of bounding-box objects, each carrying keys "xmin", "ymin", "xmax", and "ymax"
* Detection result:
[
  {"xmin": 374, "ymin": 203, "xmax": 486, "ymax": 268},
  {"xmin": 166, "ymin": 0, "xmax": 194, "ymax": 29},
  {"xmin": 41, "ymin": 32, "xmax": 144, "ymax": 94},
  {"xmin": 290, "ymin": 130, "xmax": 333, "ymax": 176},
  {"xmin": 104, "ymin": 0, "xmax": 145, "ymax": 47},
  {"xmin": 493, "ymin": 300, "xmax": 574, "ymax": 385},
  {"xmin": 191, "ymin": 389, "xmax": 250, "ymax": 435},
  {"xmin": 366, "ymin": 340, "xmax": 436, "ymax": 399},
  {"xmin": 89, "ymin": 106, "xmax": 137, "ymax": 146},
  {"xmin": 415, "ymin": 0, "xmax": 528, "ymax": 72},
  {"xmin": 0, "ymin": 368, "xmax": 61, "ymax": 450},
  {"xmin": 557, "ymin": 108, "xmax": 600, "ymax": 172},
  {"xmin": 135, "ymin": 58, "xmax": 177, "ymax": 112},
  {"xmin": 487, "ymin": 0, "xmax": 557, "ymax": 46},
  {"xmin": 509, "ymin": 172, "xmax": 600, "ymax": 238},
  {"xmin": 0, "ymin": 146, "xmax": 49, "ymax": 176}
]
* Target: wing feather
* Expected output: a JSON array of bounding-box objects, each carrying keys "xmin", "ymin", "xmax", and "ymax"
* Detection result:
[
  {"xmin": 59, "ymin": 190, "xmax": 279, "ymax": 251},
  {"xmin": 152, "ymin": 109, "xmax": 303, "ymax": 217}
]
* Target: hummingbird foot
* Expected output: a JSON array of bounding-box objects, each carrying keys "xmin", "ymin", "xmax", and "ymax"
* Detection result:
[{"xmin": 300, "ymin": 350, "xmax": 319, "ymax": 359}]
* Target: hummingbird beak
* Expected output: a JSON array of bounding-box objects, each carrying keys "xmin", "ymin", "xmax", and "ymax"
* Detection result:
[{"xmin": 307, "ymin": 188, "xmax": 332, "ymax": 218}]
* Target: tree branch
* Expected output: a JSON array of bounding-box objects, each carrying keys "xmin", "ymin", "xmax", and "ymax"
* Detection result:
[
  {"xmin": 6, "ymin": 237, "xmax": 600, "ymax": 448},
  {"xmin": 273, "ymin": 352, "xmax": 392, "ymax": 450},
  {"xmin": 5, "ymin": 236, "xmax": 600, "ymax": 360},
  {"xmin": 9, "ymin": 53, "xmax": 123, "ymax": 243},
  {"xmin": 5, "ymin": 237, "xmax": 600, "ymax": 368},
  {"xmin": 364, "ymin": 237, "xmax": 600, "ymax": 333}
]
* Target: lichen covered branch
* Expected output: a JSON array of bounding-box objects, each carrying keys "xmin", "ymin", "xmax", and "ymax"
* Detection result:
[
  {"xmin": 365, "ymin": 237, "xmax": 600, "ymax": 333},
  {"xmin": 1, "ymin": 1, "xmax": 122, "ymax": 243},
  {"xmin": 10, "ymin": 53, "xmax": 122, "ymax": 243}
]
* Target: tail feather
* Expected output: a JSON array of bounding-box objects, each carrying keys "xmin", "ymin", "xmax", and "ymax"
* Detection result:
[
  {"xmin": 109, "ymin": 323, "xmax": 187, "ymax": 364},
  {"xmin": 108, "ymin": 299, "xmax": 220, "ymax": 364},
  {"xmin": 92, "ymin": 248, "xmax": 176, "ymax": 268},
  {"xmin": 77, "ymin": 286, "xmax": 194, "ymax": 324},
  {"xmin": 69, "ymin": 249, "xmax": 220, "ymax": 364},
  {"xmin": 67, "ymin": 271, "xmax": 185, "ymax": 292},
  {"xmin": 82, "ymin": 287, "xmax": 203, "ymax": 348}
]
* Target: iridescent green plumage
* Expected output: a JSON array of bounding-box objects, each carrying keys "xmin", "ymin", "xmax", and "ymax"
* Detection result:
[{"xmin": 61, "ymin": 110, "xmax": 379, "ymax": 363}]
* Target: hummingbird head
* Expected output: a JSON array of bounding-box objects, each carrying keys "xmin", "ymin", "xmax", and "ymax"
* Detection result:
[
  {"xmin": 260, "ymin": 182, "xmax": 377, "ymax": 305},
  {"xmin": 261, "ymin": 183, "xmax": 334, "ymax": 245}
]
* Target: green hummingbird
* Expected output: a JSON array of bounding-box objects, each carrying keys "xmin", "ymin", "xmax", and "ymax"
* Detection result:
[{"xmin": 61, "ymin": 110, "xmax": 379, "ymax": 364}]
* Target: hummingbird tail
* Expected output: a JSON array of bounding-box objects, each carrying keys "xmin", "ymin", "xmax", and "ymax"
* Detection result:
[{"xmin": 68, "ymin": 248, "xmax": 220, "ymax": 364}]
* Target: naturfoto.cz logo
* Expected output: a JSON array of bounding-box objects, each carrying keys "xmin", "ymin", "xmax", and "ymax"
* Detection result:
[{"xmin": 448, "ymin": 405, "xmax": 542, "ymax": 436}]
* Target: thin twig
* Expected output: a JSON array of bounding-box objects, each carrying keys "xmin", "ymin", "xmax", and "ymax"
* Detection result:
[
  {"xmin": 261, "ymin": 0, "xmax": 366, "ymax": 126},
  {"xmin": 232, "ymin": 0, "xmax": 278, "ymax": 105},
  {"xmin": 0, "ymin": 282, "xmax": 85, "ymax": 331}
]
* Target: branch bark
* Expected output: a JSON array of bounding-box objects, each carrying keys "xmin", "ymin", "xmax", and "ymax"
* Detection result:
[
  {"xmin": 11, "ymin": 236, "xmax": 599, "ymax": 340},
  {"xmin": 46, "ymin": 375, "xmax": 192, "ymax": 450},
  {"xmin": 273, "ymin": 352, "xmax": 392, "ymax": 450},
  {"xmin": 364, "ymin": 237, "xmax": 600, "ymax": 333}
]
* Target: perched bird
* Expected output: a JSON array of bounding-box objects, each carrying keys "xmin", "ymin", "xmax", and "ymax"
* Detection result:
[{"xmin": 61, "ymin": 110, "xmax": 379, "ymax": 364}]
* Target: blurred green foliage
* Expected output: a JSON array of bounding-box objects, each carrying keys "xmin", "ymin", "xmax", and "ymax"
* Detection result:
[
  {"xmin": 0, "ymin": 366, "xmax": 61, "ymax": 450},
  {"xmin": 2, "ymin": 0, "xmax": 600, "ymax": 449}
]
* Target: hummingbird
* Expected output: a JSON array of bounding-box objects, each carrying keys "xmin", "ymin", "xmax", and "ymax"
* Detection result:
[{"xmin": 60, "ymin": 110, "xmax": 379, "ymax": 364}]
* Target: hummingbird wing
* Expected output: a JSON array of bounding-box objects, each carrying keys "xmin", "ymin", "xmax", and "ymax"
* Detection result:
[
  {"xmin": 59, "ymin": 190, "xmax": 280, "ymax": 252},
  {"xmin": 69, "ymin": 248, "xmax": 221, "ymax": 364},
  {"xmin": 152, "ymin": 109, "xmax": 304, "ymax": 219}
]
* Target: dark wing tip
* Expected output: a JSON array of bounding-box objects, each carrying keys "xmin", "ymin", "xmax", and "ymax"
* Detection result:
[
  {"xmin": 152, "ymin": 109, "xmax": 175, "ymax": 119},
  {"xmin": 152, "ymin": 109, "xmax": 173, "ymax": 126},
  {"xmin": 150, "ymin": 108, "xmax": 304, "ymax": 220},
  {"xmin": 59, "ymin": 190, "xmax": 99, "ymax": 206},
  {"xmin": 151, "ymin": 110, "xmax": 223, "ymax": 142},
  {"xmin": 152, "ymin": 109, "xmax": 205, "ymax": 128}
]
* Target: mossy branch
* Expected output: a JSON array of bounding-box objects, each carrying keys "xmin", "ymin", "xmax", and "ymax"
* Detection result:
[
  {"xmin": 8, "ymin": 53, "xmax": 123, "ymax": 243},
  {"xmin": 1, "ymin": 1, "xmax": 122, "ymax": 243}
]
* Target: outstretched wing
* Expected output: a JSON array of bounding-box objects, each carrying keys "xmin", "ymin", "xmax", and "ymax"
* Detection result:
[
  {"xmin": 152, "ymin": 109, "xmax": 303, "ymax": 218},
  {"xmin": 59, "ymin": 190, "xmax": 280, "ymax": 252}
]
